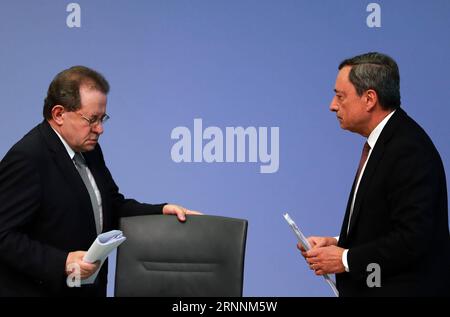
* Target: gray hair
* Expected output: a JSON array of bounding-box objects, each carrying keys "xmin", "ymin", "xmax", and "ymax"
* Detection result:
[{"xmin": 339, "ymin": 52, "xmax": 401, "ymax": 110}]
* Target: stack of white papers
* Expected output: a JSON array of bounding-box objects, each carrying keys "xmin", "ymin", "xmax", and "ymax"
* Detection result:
[
  {"xmin": 81, "ymin": 230, "xmax": 126, "ymax": 285},
  {"xmin": 283, "ymin": 213, "xmax": 339, "ymax": 297}
]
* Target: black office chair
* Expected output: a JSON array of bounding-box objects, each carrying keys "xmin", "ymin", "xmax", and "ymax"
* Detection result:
[{"xmin": 115, "ymin": 214, "xmax": 248, "ymax": 297}]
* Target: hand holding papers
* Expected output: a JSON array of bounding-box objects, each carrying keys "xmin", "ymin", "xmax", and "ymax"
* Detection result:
[
  {"xmin": 283, "ymin": 213, "xmax": 339, "ymax": 297},
  {"xmin": 81, "ymin": 230, "xmax": 126, "ymax": 285}
]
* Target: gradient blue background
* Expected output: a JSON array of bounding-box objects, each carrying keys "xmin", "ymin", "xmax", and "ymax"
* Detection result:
[{"xmin": 0, "ymin": 0, "xmax": 449, "ymax": 296}]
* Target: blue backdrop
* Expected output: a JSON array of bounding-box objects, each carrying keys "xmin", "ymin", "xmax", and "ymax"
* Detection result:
[{"xmin": 0, "ymin": 0, "xmax": 449, "ymax": 296}]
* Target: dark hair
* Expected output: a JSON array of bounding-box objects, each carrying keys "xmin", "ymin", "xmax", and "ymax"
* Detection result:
[
  {"xmin": 43, "ymin": 66, "xmax": 110, "ymax": 119},
  {"xmin": 339, "ymin": 52, "xmax": 401, "ymax": 110}
]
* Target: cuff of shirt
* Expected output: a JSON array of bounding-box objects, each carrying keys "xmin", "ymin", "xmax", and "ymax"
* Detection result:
[{"xmin": 342, "ymin": 249, "xmax": 349, "ymax": 272}]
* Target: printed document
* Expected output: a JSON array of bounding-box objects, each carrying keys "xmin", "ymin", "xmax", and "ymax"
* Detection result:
[
  {"xmin": 284, "ymin": 213, "xmax": 339, "ymax": 297},
  {"xmin": 81, "ymin": 230, "xmax": 126, "ymax": 285}
]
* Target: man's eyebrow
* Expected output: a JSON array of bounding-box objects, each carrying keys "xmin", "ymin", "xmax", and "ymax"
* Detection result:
[{"xmin": 334, "ymin": 89, "xmax": 344, "ymax": 94}]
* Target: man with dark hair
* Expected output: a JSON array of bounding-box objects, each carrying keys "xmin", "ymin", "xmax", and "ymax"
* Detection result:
[
  {"xmin": 298, "ymin": 52, "xmax": 450, "ymax": 296},
  {"xmin": 43, "ymin": 65, "xmax": 110, "ymax": 119},
  {"xmin": 0, "ymin": 66, "xmax": 200, "ymax": 296}
]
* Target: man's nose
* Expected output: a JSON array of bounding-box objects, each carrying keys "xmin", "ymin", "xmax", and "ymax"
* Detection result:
[
  {"xmin": 92, "ymin": 122, "xmax": 104, "ymax": 135},
  {"xmin": 330, "ymin": 97, "xmax": 338, "ymax": 112}
]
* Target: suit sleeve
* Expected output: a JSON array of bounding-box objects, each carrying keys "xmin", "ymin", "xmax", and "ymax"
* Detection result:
[
  {"xmin": 0, "ymin": 149, "xmax": 68, "ymax": 292},
  {"xmin": 347, "ymin": 141, "xmax": 440, "ymax": 281}
]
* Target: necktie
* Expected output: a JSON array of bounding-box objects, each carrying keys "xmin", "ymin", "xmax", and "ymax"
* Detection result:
[
  {"xmin": 73, "ymin": 152, "xmax": 102, "ymax": 234},
  {"xmin": 347, "ymin": 141, "xmax": 371, "ymax": 233},
  {"xmin": 356, "ymin": 142, "xmax": 371, "ymax": 182}
]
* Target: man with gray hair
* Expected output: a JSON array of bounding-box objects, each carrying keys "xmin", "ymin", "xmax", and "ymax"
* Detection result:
[{"xmin": 298, "ymin": 52, "xmax": 450, "ymax": 296}]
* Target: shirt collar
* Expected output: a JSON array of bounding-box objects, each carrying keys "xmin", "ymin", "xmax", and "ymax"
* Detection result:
[
  {"xmin": 367, "ymin": 110, "xmax": 396, "ymax": 149},
  {"xmin": 51, "ymin": 126, "xmax": 76, "ymax": 160}
]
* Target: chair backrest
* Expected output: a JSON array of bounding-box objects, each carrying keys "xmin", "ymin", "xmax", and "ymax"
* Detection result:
[{"xmin": 115, "ymin": 214, "xmax": 248, "ymax": 297}]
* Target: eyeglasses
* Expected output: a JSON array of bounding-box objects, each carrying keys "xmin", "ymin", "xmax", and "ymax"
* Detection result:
[{"xmin": 76, "ymin": 112, "xmax": 110, "ymax": 127}]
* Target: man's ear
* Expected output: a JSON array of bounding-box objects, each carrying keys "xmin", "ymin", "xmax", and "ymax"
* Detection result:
[
  {"xmin": 51, "ymin": 105, "xmax": 65, "ymax": 125},
  {"xmin": 364, "ymin": 89, "xmax": 378, "ymax": 112}
]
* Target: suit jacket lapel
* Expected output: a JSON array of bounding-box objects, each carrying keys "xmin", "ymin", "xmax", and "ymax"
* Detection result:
[
  {"xmin": 346, "ymin": 142, "xmax": 385, "ymax": 236},
  {"xmin": 38, "ymin": 121, "xmax": 97, "ymax": 235},
  {"xmin": 338, "ymin": 175, "xmax": 357, "ymax": 246},
  {"xmin": 345, "ymin": 109, "xmax": 405, "ymax": 238}
]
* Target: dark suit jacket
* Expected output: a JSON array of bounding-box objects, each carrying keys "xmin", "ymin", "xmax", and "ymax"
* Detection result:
[
  {"xmin": 336, "ymin": 108, "xmax": 450, "ymax": 296},
  {"xmin": 0, "ymin": 121, "xmax": 165, "ymax": 296}
]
